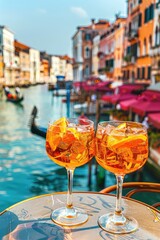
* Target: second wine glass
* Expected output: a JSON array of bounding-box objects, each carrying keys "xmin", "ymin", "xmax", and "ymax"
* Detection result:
[
  {"xmin": 46, "ymin": 117, "xmax": 95, "ymax": 226},
  {"xmin": 95, "ymin": 121, "xmax": 148, "ymax": 234}
]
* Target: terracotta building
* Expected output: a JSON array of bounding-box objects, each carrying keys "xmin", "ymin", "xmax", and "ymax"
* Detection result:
[
  {"xmin": 98, "ymin": 18, "xmax": 126, "ymax": 81},
  {"xmin": 72, "ymin": 19, "xmax": 110, "ymax": 82},
  {"xmin": 40, "ymin": 52, "xmax": 50, "ymax": 83},
  {"xmin": 123, "ymin": 0, "xmax": 155, "ymax": 84},
  {"xmin": 14, "ymin": 40, "xmax": 30, "ymax": 86},
  {"xmin": 136, "ymin": 0, "xmax": 155, "ymax": 84},
  {"xmin": 151, "ymin": 0, "xmax": 160, "ymax": 84}
]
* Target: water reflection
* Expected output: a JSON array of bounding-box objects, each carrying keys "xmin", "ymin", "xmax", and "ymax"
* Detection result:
[{"xmin": 0, "ymin": 85, "xmax": 90, "ymax": 211}]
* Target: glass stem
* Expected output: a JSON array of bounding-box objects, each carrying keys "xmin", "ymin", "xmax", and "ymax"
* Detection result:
[
  {"xmin": 66, "ymin": 168, "xmax": 74, "ymax": 210},
  {"xmin": 115, "ymin": 175, "xmax": 124, "ymax": 216}
]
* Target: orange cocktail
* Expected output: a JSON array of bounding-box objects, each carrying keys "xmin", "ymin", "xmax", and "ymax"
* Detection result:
[
  {"xmin": 46, "ymin": 117, "xmax": 95, "ymax": 169},
  {"xmin": 46, "ymin": 117, "xmax": 95, "ymax": 226},
  {"xmin": 95, "ymin": 121, "xmax": 148, "ymax": 234},
  {"xmin": 96, "ymin": 121, "xmax": 148, "ymax": 175}
]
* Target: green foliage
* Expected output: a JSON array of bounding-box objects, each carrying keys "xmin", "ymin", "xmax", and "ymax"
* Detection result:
[
  {"xmin": 149, "ymin": 131, "xmax": 160, "ymax": 148},
  {"xmin": 123, "ymin": 54, "xmax": 132, "ymax": 63}
]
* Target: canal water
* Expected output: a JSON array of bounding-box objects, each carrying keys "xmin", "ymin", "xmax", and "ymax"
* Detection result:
[{"xmin": 0, "ymin": 84, "xmax": 159, "ymax": 212}]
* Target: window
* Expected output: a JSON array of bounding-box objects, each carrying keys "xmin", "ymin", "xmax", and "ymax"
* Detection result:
[
  {"xmin": 137, "ymin": 68, "xmax": 140, "ymax": 79},
  {"xmin": 147, "ymin": 67, "xmax": 151, "ymax": 79},
  {"xmin": 148, "ymin": 35, "xmax": 152, "ymax": 53},
  {"xmin": 85, "ymin": 34, "xmax": 91, "ymax": 41},
  {"xmin": 138, "ymin": 13, "xmax": 142, "ymax": 27},
  {"xmin": 144, "ymin": 4, "xmax": 154, "ymax": 23},
  {"xmin": 143, "ymin": 38, "xmax": 147, "ymax": 56},
  {"xmin": 155, "ymin": 26, "xmax": 159, "ymax": 46},
  {"xmin": 85, "ymin": 65, "xmax": 89, "ymax": 76},
  {"xmin": 85, "ymin": 47, "xmax": 90, "ymax": 58},
  {"xmin": 142, "ymin": 67, "xmax": 145, "ymax": 79},
  {"xmin": 137, "ymin": 42, "xmax": 140, "ymax": 57}
]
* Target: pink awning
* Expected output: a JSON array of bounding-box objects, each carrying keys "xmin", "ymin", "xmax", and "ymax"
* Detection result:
[
  {"xmin": 148, "ymin": 113, "xmax": 160, "ymax": 129},
  {"xmin": 130, "ymin": 100, "xmax": 160, "ymax": 117},
  {"xmin": 101, "ymin": 84, "xmax": 145, "ymax": 103},
  {"xmin": 111, "ymin": 93, "xmax": 137, "ymax": 104},
  {"xmin": 120, "ymin": 98, "xmax": 138, "ymax": 111}
]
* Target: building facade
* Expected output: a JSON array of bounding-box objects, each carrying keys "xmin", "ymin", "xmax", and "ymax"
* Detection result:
[
  {"xmin": 92, "ymin": 35, "xmax": 100, "ymax": 76},
  {"xmin": 136, "ymin": 0, "xmax": 155, "ymax": 84},
  {"xmin": 14, "ymin": 40, "xmax": 30, "ymax": 86},
  {"xmin": 114, "ymin": 18, "xmax": 126, "ymax": 80},
  {"xmin": 98, "ymin": 18, "xmax": 126, "ymax": 81},
  {"xmin": 29, "ymin": 48, "xmax": 40, "ymax": 84},
  {"xmin": 151, "ymin": 0, "xmax": 160, "ymax": 84},
  {"xmin": 0, "ymin": 26, "xmax": 15, "ymax": 85},
  {"xmin": 72, "ymin": 19, "xmax": 110, "ymax": 82}
]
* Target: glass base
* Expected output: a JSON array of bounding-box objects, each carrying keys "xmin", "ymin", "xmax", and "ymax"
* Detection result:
[
  {"xmin": 98, "ymin": 212, "xmax": 138, "ymax": 234},
  {"xmin": 51, "ymin": 207, "xmax": 89, "ymax": 226}
]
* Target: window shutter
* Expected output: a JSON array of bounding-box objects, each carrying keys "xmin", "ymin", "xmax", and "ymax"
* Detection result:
[{"xmin": 138, "ymin": 13, "xmax": 142, "ymax": 27}]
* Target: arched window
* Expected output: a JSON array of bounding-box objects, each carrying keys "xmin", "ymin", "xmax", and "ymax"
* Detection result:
[{"xmin": 85, "ymin": 47, "xmax": 90, "ymax": 58}]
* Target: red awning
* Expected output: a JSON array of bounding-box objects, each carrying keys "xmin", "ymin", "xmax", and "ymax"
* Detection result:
[
  {"xmin": 148, "ymin": 113, "xmax": 160, "ymax": 129},
  {"xmin": 111, "ymin": 93, "xmax": 137, "ymax": 104},
  {"xmin": 101, "ymin": 84, "xmax": 145, "ymax": 103},
  {"xmin": 120, "ymin": 98, "xmax": 138, "ymax": 111},
  {"xmin": 130, "ymin": 100, "xmax": 160, "ymax": 117},
  {"xmin": 118, "ymin": 84, "xmax": 145, "ymax": 93}
]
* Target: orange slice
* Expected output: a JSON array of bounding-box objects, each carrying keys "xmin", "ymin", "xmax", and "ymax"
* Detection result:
[
  {"xmin": 53, "ymin": 117, "xmax": 67, "ymax": 133},
  {"xmin": 108, "ymin": 134, "xmax": 147, "ymax": 150}
]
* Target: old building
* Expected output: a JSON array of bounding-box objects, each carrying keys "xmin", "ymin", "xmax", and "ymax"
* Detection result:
[
  {"xmin": 61, "ymin": 55, "xmax": 73, "ymax": 81},
  {"xmin": 136, "ymin": 0, "xmax": 155, "ymax": 84},
  {"xmin": 114, "ymin": 18, "xmax": 126, "ymax": 81},
  {"xmin": 123, "ymin": 0, "xmax": 155, "ymax": 84},
  {"xmin": 14, "ymin": 40, "xmax": 30, "ymax": 86},
  {"xmin": 92, "ymin": 35, "xmax": 100, "ymax": 77},
  {"xmin": 122, "ymin": 0, "xmax": 142, "ymax": 83},
  {"xmin": 40, "ymin": 52, "xmax": 50, "ymax": 83},
  {"xmin": 29, "ymin": 48, "xmax": 40, "ymax": 84},
  {"xmin": 72, "ymin": 19, "xmax": 110, "ymax": 82},
  {"xmin": 151, "ymin": 0, "xmax": 160, "ymax": 84},
  {"xmin": 0, "ymin": 26, "xmax": 15, "ymax": 86},
  {"xmin": 98, "ymin": 18, "xmax": 126, "ymax": 81}
]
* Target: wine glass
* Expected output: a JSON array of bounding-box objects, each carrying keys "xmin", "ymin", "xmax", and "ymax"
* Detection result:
[
  {"xmin": 95, "ymin": 121, "xmax": 148, "ymax": 234},
  {"xmin": 46, "ymin": 117, "xmax": 95, "ymax": 226}
]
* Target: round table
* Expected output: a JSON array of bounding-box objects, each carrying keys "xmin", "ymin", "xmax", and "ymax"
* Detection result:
[{"xmin": 0, "ymin": 192, "xmax": 160, "ymax": 239}]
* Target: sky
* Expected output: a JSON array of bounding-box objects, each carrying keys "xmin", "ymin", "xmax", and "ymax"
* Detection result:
[{"xmin": 0, "ymin": 0, "xmax": 127, "ymax": 56}]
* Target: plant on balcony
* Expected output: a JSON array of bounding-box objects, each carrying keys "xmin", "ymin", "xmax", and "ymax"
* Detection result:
[{"xmin": 123, "ymin": 54, "xmax": 132, "ymax": 63}]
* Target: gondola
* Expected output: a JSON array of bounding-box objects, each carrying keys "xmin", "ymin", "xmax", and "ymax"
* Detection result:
[
  {"xmin": 29, "ymin": 106, "xmax": 89, "ymax": 139},
  {"xmin": 4, "ymin": 87, "xmax": 24, "ymax": 103},
  {"xmin": 7, "ymin": 95, "xmax": 24, "ymax": 103},
  {"xmin": 29, "ymin": 106, "xmax": 47, "ymax": 138}
]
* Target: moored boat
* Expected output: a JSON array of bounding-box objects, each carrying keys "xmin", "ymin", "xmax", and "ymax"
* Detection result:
[{"xmin": 29, "ymin": 106, "xmax": 47, "ymax": 138}]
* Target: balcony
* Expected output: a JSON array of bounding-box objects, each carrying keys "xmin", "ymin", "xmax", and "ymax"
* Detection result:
[
  {"xmin": 127, "ymin": 30, "xmax": 139, "ymax": 41},
  {"xmin": 150, "ymin": 45, "xmax": 160, "ymax": 57},
  {"xmin": 123, "ymin": 54, "xmax": 136, "ymax": 65}
]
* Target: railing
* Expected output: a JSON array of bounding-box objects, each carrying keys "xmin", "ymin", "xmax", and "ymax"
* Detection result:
[
  {"xmin": 150, "ymin": 45, "xmax": 160, "ymax": 56},
  {"xmin": 127, "ymin": 30, "xmax": 139, "ymax": 41}
]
